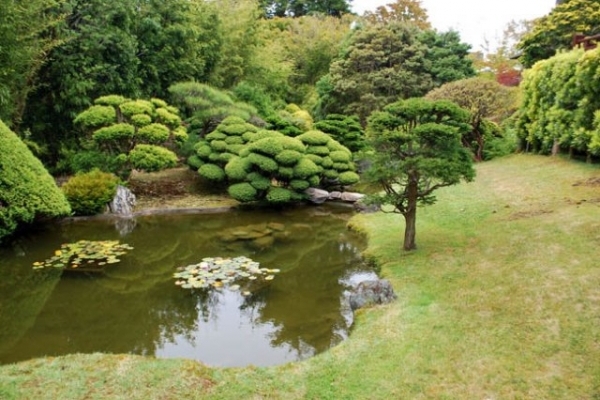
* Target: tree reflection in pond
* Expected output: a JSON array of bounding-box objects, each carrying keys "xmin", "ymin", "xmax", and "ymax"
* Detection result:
[{"xmin": 0, "ymin": 205, "xmax": 376, "ymax": 367}]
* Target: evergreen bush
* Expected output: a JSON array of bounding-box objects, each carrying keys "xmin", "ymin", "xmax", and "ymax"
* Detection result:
[
  {"xmin": 61, "ymin": 169, "xmax": 119, "ymax": 216},
  {"xmin": 129, "ymin": 144, "xmax": 178, "ymax": 172}
]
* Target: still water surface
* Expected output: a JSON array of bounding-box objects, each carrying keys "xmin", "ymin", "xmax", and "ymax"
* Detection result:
[{"xmin": 0, "ymin": 205, "xmax": 376, "ymax": 367}]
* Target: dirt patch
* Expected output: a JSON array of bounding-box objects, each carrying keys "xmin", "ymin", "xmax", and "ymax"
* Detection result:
[
  {"xmin": 573, "ymin": 177, "xmax": 600, "ymax": 187},
  {"xmin": 507, "ymin": 209, "xmax": 553, "ymax": 221}
]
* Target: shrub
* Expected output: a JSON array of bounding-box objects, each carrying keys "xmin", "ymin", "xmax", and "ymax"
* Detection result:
[
  {"xmin": 73, "ymin": 105, "xmax": 116, "ymax": 128},
  {"xmin": 95, "ymin": 95, "xmax": 127, "ymax": 107},
  {"xmin": 155, "ymin": 108, "xmax": 181, "ymax": 129},
  {"xmin": 68, "ymin": 150, "xmax": 127, "ymax": 174},
  {"xmin": 187, "ymin": 155, "xmax": 204, "ymax": 170},
  {"xmin": 290, "ymin": 179, "xmax": 310, "ymax": 190},
  {"xmin": 247, "ymin": 153, "xmax": 279, "ymax": 173},
  {"xmin": 129, "ymin": 144, "xmax": 178, "ymax": 172},
  {"xmin": 338, "ymin": 171, "xmax": 360, "ymax": 186},
  {"xmin": 266, "ymin": 187, "xmax": 292, "ymax": 204},
  {"xmin": 297, "ymin": 130, "xmax": 331, "ymax": 145},
  {"xmin": 93, "ymin": 123, "xmax": 135, "ymax": 142},
  {"xmin": 249, "ymin": 137, "xmax": 285, "ymax": 156},
  {"xmin": 119, "ymin": 100, "xmax": 155, "ymax": 117},
  {"xmin": 131, "ymin": 114, "xmax": 152, "ymax": 127},
  {"xmin": 275, "ymin": 150, "xmax": 303, "ymax": 166},
  {"xmin": 249, "ymin": 174, "xmax": 271, "ymax": 191},
  {"xmin": 224, "ymin": 157, "xmax": 250, "ymax": 181},
  {"xmin": 151, "ymin": 98, "xmax": 168, "ymax": 108},
  {"xmin": 306, "ymin": 145, "xmax": 330, "ymax": 156},
  {"xmin": 315, "ymin": 114, "xmax": 366, "ymax": 153},
  {"xmin": 198, "ymin": 163, "xmax": 226, "ymax": 182},
  {"xmin": 61, "ymin": 169, "xmax": 119, "ymax": 216},
  {"xmin": 194, "ymin": 142, "xmax": 213, "ymax": 158},
  {"xmin": 330, "ymin": 150, "xmax": 351, "ymax": 163},
  {"xmin": 136, "ymin": 123, "xmax": 170, "ymax": 144},
  {"xmin": 0, "ymin": 121, "xmax": 71, "ymax": 240},
  {"xmin": 293, "ymin": 158, "xmax": 320, "ymax": 179},
  {"xmin": 228, "ymin": 183, "xmax": 258, "ymax": 202}
]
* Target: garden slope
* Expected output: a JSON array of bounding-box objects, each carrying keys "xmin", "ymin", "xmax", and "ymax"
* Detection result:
[{"xmin": 2, "ymin": 154, "xmax": 600, "ymax": 399}]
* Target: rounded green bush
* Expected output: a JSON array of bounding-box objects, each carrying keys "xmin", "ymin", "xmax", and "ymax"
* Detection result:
[
  {"xmin": 297, "ymin": 130, "xmax": 331, "ymax": 145},
  {"xmin": 273, "ymin": 150, "xmax": 301, "ymax": 166},
  {"xmin": 74, "ymin": 105, "xmax": 116, "ymax": 128},
  {"xmin": 280, "ymin": 136, "xmax": 306, "ymax": 152},
  {"xmin": 327, "ymin": 140, "xmax": 350, "ymax": 153},
  {"xmin": 330, "ymin": 150, "xmax": 351, "ymax": 163},
  {"xmin": 293, "ymin": 158, "xmax": 320, "ymax": 179},
  {"xmin": 333, "ymin": 162, "xmax": 351, "ymax": 171},
  {"xmin": 225, "ymin": 136, "xmax": 245, "ymax": 145},
  {"xmin": 249, "ymin": 175, "xmax": 271, "ymax": 191},
  {"xmin": 210, "ymin": 140, "xmax": 228, "ymax": 152},
  {"xmin": 172, "ymin": 127, "xmax": 188, "ymax": 144},
  {"xmin": 321, "ymin": 156, "xmax": 334, "ymax": 168},
  {"xmin": 218, "ymin": 152, "xmax": 236, "ymax": 163},
  {"xmin": 155, "ymin": 108, "xmax": 182, "ymax": 129},
  {"xmin": 220, "ymin": 123, "xmax": 254, "ymax": 136},
  {"xmin": 324, "ymin": 169, "xmax": 339, "ymax": 179},
  {"xmin": 290, "ymin": 179, "xmax": 310, "ymax": 190},
  {"xmin": 278, "ymin": 166, "xmax": 294, "ymax": 179},
  {"xmin": 93, "ymin": 123, "xmax": 135, "ymax": 142},
  {"xmin": 220, "ymin": 116, "xmax": 247, "ymax": 126},
  {"xmin": 151, "ymin": 98, "xmax": 168, "ymax": 108},
  {"xmin": 249, "ymin": 137, "xmax": 284, "ymax": 156},
  {"xmin": 0, "ymin": 121, "xmax": 71, "ymax": 240},
  {"xmin": 208, "ymin": 152, "xmax": 221, "ymax": 162},
  {"xmin": 136, "ymin": 123, "xmax": 170, "ymax": 144},
  {"xmin": 205, "ymin": 131, "xmax": 227, "ymax": 141},
  {"xmin": 94, "ymin": 95, "xmax": 128, "ymax": 107},
  {"xmin": 194, "ymin": 143, "xmax": 212, "ymax": 159},
  {"xmin": 187, "ymin": 155, "xmax": 204, "ymax": 170},
  {"xmin": 239, "ymin": 148, "xmax": 251, "ymax": 157},
  {"xmin": 305, "ymin": 154, "xmax": 323, "ymax": 165},
  {"xmin": 225, "ymin": 157, "xmax": 250, "ymax": 180},
  {"xmin": 338, "ymin": 171, "xmax": 360, "ymax": 186},
  {"xmin": 246, "ymin": 130, "xmax": 283, "ymax": 143},
  {"xmin": 129, "ymin": 144, "xmax": 178, "ymax": 172},
  {"xmin": 61, "ymin": 169, "xmax": 119, "ymax": 216},
  {"xmin": 131, "ymin": 114, "xmax": 152, "ymax": 127},
  {"xmin": 228, "ymin": 182, "xmax": 258, "ymax": 202},
  {"xmin": 307, "ymin": 175, "xmax": 320, "ymax": 187},
  {"xmin": 248, "ymin": 153, "xmax": 279, "ymax": 173},
  {"xmin": 119, "ymin": 100, "xmax": 155, "ymax": 117},
  {"xmin": 226, "ymin": 144, "xmax": 245, "ymax": 155},
  {"xmin": 198, "ymin": 163, "xmax": 226, "ymax": 181},
  {"xmin": 307, "ymin": 145, "xmax": 330, "ymax": 156},
  {"xmin": 266, "ymin": 187, "xmax": 292, "ymax": 204}
]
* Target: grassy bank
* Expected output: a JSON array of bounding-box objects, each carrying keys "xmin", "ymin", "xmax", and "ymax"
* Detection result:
[{"xmin": 2, "ymin": 154, "xmax": 600, "ymax": 399}]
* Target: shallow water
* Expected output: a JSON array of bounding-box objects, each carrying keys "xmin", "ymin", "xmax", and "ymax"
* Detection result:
[{"xmin": 0, "ymin": 205, "xmax": 376, "ymax": 367}]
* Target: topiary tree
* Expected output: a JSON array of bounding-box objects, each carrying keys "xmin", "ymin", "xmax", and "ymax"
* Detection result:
[
  {"xmin": 61, "ymin": 169, "xmax": 120, "ymax": 216},
  {"xmin": 73, "ymin": 95, "xmax": 187, "ymax": 178},
  {"xmin": 365, "ymin": 98, "xmax": 475, "ymax": 251},
  {"xmin": 0, "ymin": 120, "xmax": 71, "ymax": 242}
]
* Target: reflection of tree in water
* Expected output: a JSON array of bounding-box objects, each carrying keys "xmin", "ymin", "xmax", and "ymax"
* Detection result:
[{"xmin": 237, "ymin": 216, "xmax": 368, "ymax": 360}]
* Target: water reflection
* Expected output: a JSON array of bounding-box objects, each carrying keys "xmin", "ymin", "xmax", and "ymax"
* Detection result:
[{"xmin": 0, "ymin": 205, "xmax": 376, "ymax": 367}]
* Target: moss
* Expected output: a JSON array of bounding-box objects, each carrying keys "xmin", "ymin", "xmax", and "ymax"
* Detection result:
[{"xmin": 198, "ymin": 163, "xmax": 226, "ymax": 182}]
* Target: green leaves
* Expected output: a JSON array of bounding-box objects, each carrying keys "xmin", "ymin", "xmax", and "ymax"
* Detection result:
[
  {"xmin": 173, "ymin": 256, "xmax": 280, "ymax": 292},
  {"xmin": 32, "ymin": 240, "xmax": 133, "ymax": 271}
]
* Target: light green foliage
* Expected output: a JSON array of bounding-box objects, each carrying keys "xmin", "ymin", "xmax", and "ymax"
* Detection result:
[
  {"xmin": 187, "ymin": 155, "xmax": 204, "ymax": 170},
  {"xmin": 518, "ymin": 0, "xmax": 600, "ymax": 68},
  {"xmin": 515, "ymin": 48, "xmax": 600, "ymax": 158},
  {"xmin": 275, "ymin": 150, "xmax": 303, "ymax": 165},
  {"xmin": 266, "ymin": 187, "xmax": 292, "ymax": 204},
  {"xmin": 296, "ymin": 130, "xmax": 331, "ymax": 145},
  {"xmin": 248, "ymin": 174, "xmax": 271, "ymax": 191},
  {"xmin": 228, "ymin": 182, "xmax": 258, "ymax": 202},
  {"xmin": 426, "ymin": 77, "xmax": 519, "ymax": 160},
  {"xmin": 365, "ymin": 98, "xmax": 475, "ymax": 250},
  {"xmin": 151, "ymin": 98, "xmax": 168, "ymax": 108},
  {"xmin": 0, "ymin": 120, "xmax": 70, "ymax": 240},
  {"xmin": 73, "ymin": 105, "xmax": 117, "ymax": 128},
  {"xmin": 198, "ymin": 163, "xmax": 226, "ymax": 182},
  {"xmin": 129, "ymin": 144, "xmax": 178, "ymax": 172},
  {"xmin": 248, "ymin": 153, "xmax": 280, "ymax": 173},
  {"xmin": 338, "ymin": 171, "xmax": 360, "ymax": 186},
  {"xmin": 136, "ymin": 123, "xmax": 170, "ymax": 144},
  {"xmin": 33, "ymin": 240, "xmax": 133, "ymax": 271},
  {"xmin": 293, "ymin": 158, "xmax": 321, "ymax": 179},
  {"xmin": 306, "ymin": 145, "xmax": 330, "ymax": 156},
  {"xmin": 248, "ymin": 137, "xmax": 285, "ymax": 156},
  {"xmin": 330, "ymin": 150, "xmax": 351, "ymax": 163},
  {"xmin": 74, "ymin": 95, "xmax": 186, "ymax": 177},
  {"xmin": 290, "ymin": 179, "xmax": 310, "ymax": 190},
  {"xmin": 61, "ymin": 169, "xmax": 119, "ymax": 216}
]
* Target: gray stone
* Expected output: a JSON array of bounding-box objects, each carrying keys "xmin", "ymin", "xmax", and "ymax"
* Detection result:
[
  {"xmin": 305, "ymin": 187, "xmax": 330, "ymax": 204},
  {"xmin": 340, "ymin": 192, "xmax": 365, "ymax": 203},
  {"xmin": 348, "ymin": 279, "xmax": 397, "ymax": 311},
  {"xmin": 109, "ymin": 185, "xmax": 136, "ymax": 217},
  {"xmin": 328, "ymin": 191, "xmax": 342, "ymax": 200}
]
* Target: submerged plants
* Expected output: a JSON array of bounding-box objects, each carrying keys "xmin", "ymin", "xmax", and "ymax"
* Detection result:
[
  {"xmin": 33, "ymin": 240, "xmax": 134, "ymax": 271},
  {"xmin": 173, "ymin": 256, "xmax": 280, "ymax": 293}
]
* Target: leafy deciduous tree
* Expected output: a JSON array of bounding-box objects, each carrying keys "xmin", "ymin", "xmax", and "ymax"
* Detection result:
[
  {"xmin": 363, "ymin": 0, "xmax": 431, "ymax": 29},
  {"xmin": 365, "ymin": 98, "xmax": 475, "ymax": 251}
]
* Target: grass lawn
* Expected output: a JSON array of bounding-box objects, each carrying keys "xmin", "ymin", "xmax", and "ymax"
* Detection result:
[{"xmin": 2, "ymin": 154, "xmax": 600, "ymax": 399}]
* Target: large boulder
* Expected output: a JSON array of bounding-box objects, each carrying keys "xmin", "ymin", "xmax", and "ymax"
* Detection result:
[{"xmin": 348, "ymin": 279, "xmax": 397, "ymax": 311}]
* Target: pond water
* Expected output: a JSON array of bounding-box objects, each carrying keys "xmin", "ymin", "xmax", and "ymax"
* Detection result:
[{"xmin": 0, "ymin": 205, "xmax": 376, "ymax": 367}]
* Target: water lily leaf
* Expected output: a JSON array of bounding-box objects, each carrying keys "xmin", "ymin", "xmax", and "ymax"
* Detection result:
[
  {"xmin": 229, "ymin": 284, "xmax": 240, "ymax": 291},
  {"xmin": 265, "ymin": 275, "xmax": 275, "ymax": 281},
  {"xmin": 242, "ymin": 291, "xmax": 252, "ymax": 296}
]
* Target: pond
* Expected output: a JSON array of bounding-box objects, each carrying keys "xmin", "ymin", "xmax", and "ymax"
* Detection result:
[{"xmin": 0, "ymin": 204, "xmax": 377, "ymax": 367}]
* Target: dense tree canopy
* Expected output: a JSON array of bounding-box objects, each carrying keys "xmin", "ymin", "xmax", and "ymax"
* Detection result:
[
  {"xmin": 258, "ymin": 0, "xmax": 352, "ymax": 18},
  {"xmin": 365, "ymin": 98, "xmax": 474, "ymax": 250},
  {"xmin": 363, "ymin": 0, "xmax": 431, "ymax": 29},
  {"xmin": 517, "ymin": 0, "xmax": 600, "ymax": 68}
]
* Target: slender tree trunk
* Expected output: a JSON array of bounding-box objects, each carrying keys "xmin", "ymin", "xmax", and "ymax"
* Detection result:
[{"xmin": 402, "ymin": 179, "xmax": 418, "ymax": 251}]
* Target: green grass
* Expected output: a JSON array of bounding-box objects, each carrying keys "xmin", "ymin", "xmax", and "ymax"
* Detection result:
[{"xmin": 2, "ymin": 154, "xmax": 600, "ymax": 399}]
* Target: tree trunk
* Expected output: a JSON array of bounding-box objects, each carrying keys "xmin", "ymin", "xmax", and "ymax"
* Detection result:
[{"xmin": 402, "ymin": 179, "xmax": 418, "ymax": 251}]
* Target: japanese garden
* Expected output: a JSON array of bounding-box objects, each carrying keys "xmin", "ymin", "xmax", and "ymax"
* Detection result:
[{"xmin": 2, "ymin": 0, "xmax": 600, "ymax": 398}]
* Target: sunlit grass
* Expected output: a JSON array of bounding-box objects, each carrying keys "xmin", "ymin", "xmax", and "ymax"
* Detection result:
[{"xmin": 2, "ymin": 154, "xmax": 600, "ymax": 399}]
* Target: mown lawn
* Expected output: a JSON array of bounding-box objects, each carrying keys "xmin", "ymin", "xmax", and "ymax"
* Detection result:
[{"xmin": 2, "ymin": 154, "xmax": 600, "ymax": 399}]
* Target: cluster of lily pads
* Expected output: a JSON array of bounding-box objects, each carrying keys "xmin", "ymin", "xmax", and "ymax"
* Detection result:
[
  {"xmin": 33, "ymin": 240, "xmax": 134, "ymax": 270},
  {"xmin": 173, "ymin": 256, "xmax": 280, "ymax": 293}
]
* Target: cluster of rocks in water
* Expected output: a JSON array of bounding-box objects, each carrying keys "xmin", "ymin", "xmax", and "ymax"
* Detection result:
[{"xmin": 218, "ymin": 222, "xmax": 290, "ymax": 250}]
